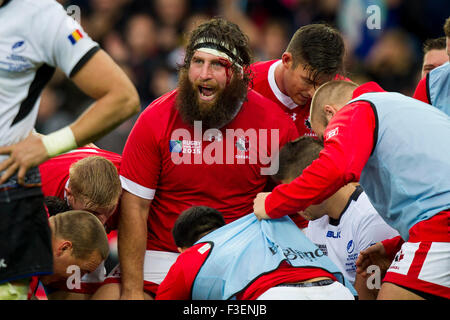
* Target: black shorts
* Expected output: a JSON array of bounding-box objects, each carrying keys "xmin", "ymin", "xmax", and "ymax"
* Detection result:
[{"xmin": 0, "ymin": 168, "xmax": 53, "ymax": 283}]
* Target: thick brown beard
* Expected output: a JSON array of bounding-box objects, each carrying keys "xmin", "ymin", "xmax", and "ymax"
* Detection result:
[{"xmin": 176, "ymin": 69, "xmax": 248, "ymax": 129}]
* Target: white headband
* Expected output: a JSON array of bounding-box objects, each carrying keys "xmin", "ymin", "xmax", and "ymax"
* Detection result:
[{"xmin": 193, "ymin": 37, "xmax": 243, "ymax": 70}]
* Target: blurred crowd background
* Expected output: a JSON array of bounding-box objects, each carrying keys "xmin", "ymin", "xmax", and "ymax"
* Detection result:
[{"xmin": 37, "ymin": 0, "xmax": 450, "ymax": 154}]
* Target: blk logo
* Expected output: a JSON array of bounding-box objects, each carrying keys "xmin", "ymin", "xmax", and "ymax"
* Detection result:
[{"xmin": 326, "ymin": 230, "xmax": 341, "ymax": 239}]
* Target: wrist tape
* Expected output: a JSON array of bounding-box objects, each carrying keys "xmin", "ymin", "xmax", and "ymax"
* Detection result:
[{"xmin": 42, "ymin": 126, "xmax": 77, "ymax": 157}]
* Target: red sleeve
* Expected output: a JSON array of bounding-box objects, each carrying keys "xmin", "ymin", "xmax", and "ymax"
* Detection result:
[
  {"xmin": 412, "ymin": 75, "xmax": 430, "ymax": 104},
  {"xmin": 120, "ymin": 108, "xmax": 161, "ymax": 190},
  {"xmin": 265, "ymin": 102, "xmax": 376, "ymax": 218},
  {"xmin": 381, "ymin": 235, "xmax": 405, "ymax": 261},
  {"xmin": 155, "ymin": 244, "xmax": 210, "ymax": 300}
]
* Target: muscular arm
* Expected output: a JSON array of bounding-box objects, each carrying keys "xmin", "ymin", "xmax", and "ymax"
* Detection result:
[
  {"xmin": 118, "ymin": 190, "xmax": 150, "ymax": 300},
  {"xmin": 0, "ymin": 50, "xmax": 139, "ymax": 184},
  {"xmin": 69, "ymin": 49, "xmax": 140, "ymax": 145}
]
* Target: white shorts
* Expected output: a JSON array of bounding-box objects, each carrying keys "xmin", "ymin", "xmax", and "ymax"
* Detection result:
[
  {"xmin": 105, "ymin": 250, "xmax": 179, "ymax": 294},
  {"xmin": 256, "ymin": 281, "xmax": 355, "ymax": 300},
  {"xmin": 383, "ymin": 241, "xmax": 450, "ymax": 299}
]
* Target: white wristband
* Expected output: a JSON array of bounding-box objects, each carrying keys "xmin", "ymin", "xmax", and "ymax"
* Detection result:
[{"xmin": 41, "ymin": 126, "xmax": 78, "ymax": 157}]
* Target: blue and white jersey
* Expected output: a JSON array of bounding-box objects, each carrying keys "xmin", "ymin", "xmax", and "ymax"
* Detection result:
[
  {"xmin": 0, "ymin": 0, "xmax": 98, "ymax": 164},
  {"xmin": 304, "ymin": 186, "xmax": 399, "ymax": 283}
]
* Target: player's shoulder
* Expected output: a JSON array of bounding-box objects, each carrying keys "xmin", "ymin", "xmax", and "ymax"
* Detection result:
[
  {"xmin": 177, "ymin": 243, "xmax": 212, "ymax": 265},
  {"xmin": 250, "ymin": 60, "xmax": 278, "ymax": 73},
  {"xmin": 250, "ymin": 60, "xmax": 277, "ymax": 85},
  {"xmin": 347, "ymin": 191, "xmax": 382, "ymax": 225},
  {"xmin": 72, "ymin": 147, "xmax": 122, "ymax": 161},
  {"xmin": 428, "ymin": 61, "xmax": 450, "ymax": 85},
  {"xmin": 246, "ymin": 89, "xmax": 297, "ymax": 126},
  {"xmin": 305, "ymin": 215, "xmax": 329, "ymax": 233},
  {"xmin": 16, "ymin": 0, "xmax": 65, "ymax": 16},
  {"xmin": 143, "ymin": 89, "xmax": 177, "ymax": 113}
]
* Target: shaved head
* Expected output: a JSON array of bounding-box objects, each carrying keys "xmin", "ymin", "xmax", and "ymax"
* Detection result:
[{"xmin": 310, "ymin": 80, "xmax": 358, "ymax": 137}]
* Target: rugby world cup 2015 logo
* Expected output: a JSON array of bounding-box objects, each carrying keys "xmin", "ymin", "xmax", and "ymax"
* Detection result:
[
  {"xmin": 169, "ymin": 121, "xmax": 280, "ymax": 175},
  {"xmin": 169, "ymin": 140, "xmax": 183, "ymax": 153}
]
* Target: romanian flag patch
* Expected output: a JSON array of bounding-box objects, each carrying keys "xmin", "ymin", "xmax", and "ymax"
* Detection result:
[{"xmin": 68, "ymin": 29, "xmax": 83, "ymax": 45}]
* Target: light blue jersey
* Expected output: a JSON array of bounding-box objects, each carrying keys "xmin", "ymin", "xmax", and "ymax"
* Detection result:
[
  {"xmin": 349, "ymin": 92, "xmax": 450, "ymax": 240},
  {"xmin": 428, "ymin": 62, "xmax": 450, "ymax": 116},
  {"xmin": 192, "ymin": 214, "xmax": 356, "ymax": 300}
]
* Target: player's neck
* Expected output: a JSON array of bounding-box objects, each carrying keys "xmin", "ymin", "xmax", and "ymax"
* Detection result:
[{"xmin": 326, "ymin": 184, "xmax": 356, "ymax": 220}]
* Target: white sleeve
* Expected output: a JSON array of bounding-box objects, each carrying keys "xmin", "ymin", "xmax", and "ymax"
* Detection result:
[
  {"xmin": 35, "ymin": 1, "xmax": 99, "ymax": 77},
  {"xmin": 120, "ymin": 175, "xmax": 156, "ymax": 200},
  {"xmin": 356, "ymin": 212, "xmax": 400, "ymax": 252}
]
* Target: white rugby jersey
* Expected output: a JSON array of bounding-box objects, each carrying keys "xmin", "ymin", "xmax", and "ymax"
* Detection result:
[
  {"xmin": 0, "ymin": 0, "xmax": 98, "ymax": 164},
  {"xmin": 304, "ymin": 186, "xmax": 399, "ymax": 283}
]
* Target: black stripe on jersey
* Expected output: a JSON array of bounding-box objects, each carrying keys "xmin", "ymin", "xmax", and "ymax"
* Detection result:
[
  {"xmin": 11, "ymin": 64, "xmax": 55, "ymax": 126},
  {"xmin": 329, "ymin": 185, "xmax": 364, "ymax": 226},
  {"xmin": 69, "ymin": 46, "xmax": 100, "ymax": 78},
  {"xmin": 425, "ymin": 72, "xmax": 432, "ymax": 104}
]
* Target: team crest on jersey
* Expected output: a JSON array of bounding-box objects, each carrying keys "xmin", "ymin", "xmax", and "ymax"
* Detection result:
[
  {"xmin": 291, "ymin": 113, "xmax": 297, "ymax": 122},
  {"xmin": 235, "ymin": 136, "xmax": 250, "ymax": 152},
  {"xmin": 394, "ymin": 249, "xmax": 405, "ymax": 262}
]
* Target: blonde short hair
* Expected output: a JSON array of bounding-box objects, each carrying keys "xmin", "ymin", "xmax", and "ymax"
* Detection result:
[{"xmin": 68, "ymin": 156, "xmax": 121, "ymax": 212}]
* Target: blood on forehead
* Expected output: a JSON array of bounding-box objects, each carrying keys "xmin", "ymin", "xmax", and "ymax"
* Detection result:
[{"xmin": 218, "ymin": 57, "xmax": 233, "ymax": 84}]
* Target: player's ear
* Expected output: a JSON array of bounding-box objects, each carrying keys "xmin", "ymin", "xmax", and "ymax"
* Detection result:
[
  {"xmin": 56, "ymin": 240, "xmax": 73, "ymax": 257},
  {"xmin": 281, "ymin": 52, "xmax": 293, "ymax": 69},
  {"xmin": 324, "ymin": 104, "xmax": 338, "ymax": 121},
  {"xmin": 65, "ymin": 186, "xmax": 74, "ymax": 205}
]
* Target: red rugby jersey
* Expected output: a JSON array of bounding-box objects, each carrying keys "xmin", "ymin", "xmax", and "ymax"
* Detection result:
[{"xmin": 119, "ymin": 88, "xmax": 299, "ymax": 252}]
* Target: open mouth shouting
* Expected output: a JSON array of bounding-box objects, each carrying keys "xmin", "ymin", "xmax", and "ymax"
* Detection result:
[{"xmin": 198, "ymin": 84, "xmax": 218, "ymax": 102}]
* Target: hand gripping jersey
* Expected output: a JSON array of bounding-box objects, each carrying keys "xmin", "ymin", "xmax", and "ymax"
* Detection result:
[
  {"xmin": 0, "ymin": 0, "xmax": 99, "ymax": 164},
  {"xmin": 192, "ymin": 214, "xmax": 356, "ymax": 300},
  {"xmin": 348, "ymin": 92, "xmax": 450, "ymax": 240}
]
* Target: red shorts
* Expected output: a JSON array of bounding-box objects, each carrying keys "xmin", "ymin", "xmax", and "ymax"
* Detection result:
[{"xmin": 383, "ymin": 211, "xmax": 450, "ymax": 299}]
